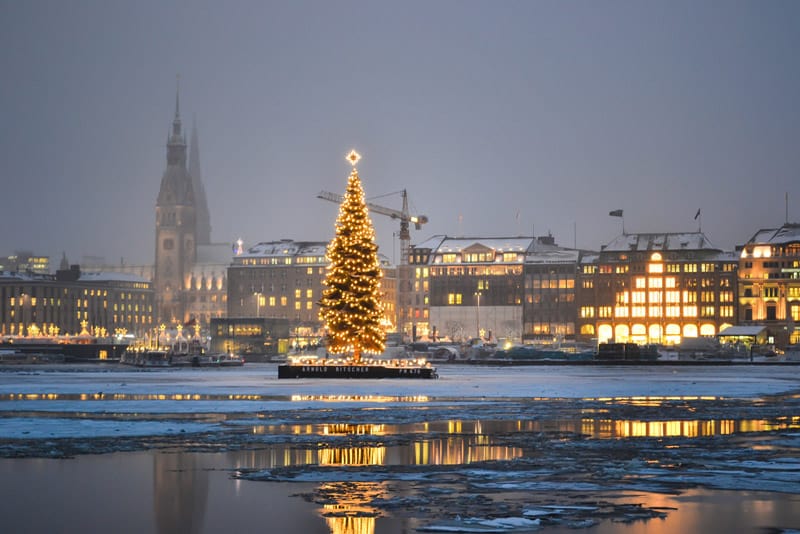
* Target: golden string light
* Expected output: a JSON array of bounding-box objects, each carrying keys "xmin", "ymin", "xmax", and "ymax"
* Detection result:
[{"xmin": 318, "ymin": 151, "xmax": 386, "ymax": 362}]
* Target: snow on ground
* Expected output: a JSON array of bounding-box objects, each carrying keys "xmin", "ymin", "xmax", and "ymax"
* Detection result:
[{"xmin": 1, "ymin": 362, "xmax": 798, "ymax": 400}]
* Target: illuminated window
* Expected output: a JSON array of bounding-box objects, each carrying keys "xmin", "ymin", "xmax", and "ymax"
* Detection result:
[
  {"xmin": 665, "ymin": 277, "xmax": 676, "ymax": 288},
  {"xmin": 632, "ymin": 306, "xmax": 646, "ymax": 317},
  {"xmin": 666, "ymin": 305, "xmax": 680, "ymax": 317},
  {"xmin": 648, "ymin": 263, "xmax": 663, "ymax": 274},
  {"xmin": 685, "ymin": 264, "xmax": 697, "ymax": 273},
  {"xmin": 683, "ymin": 305, "xmax": 698, "ymax": 317},
  {"xmin": 280, "ymin": 296, "xmax": 287, "ymax": 306},
  {"xmin": 648, "ymin": 277, "xmax": 662, "ymax": 288},
  {"xmin": 649, "ymin": 291, "xmax": 662, "ymax": 303},
  {"xmin": 580, "ymin": 306, "xmax": 595, "ymax": 318},
  {"xmin": 614, "ymin": 306, "xmax": 629, "ymax": 318},
  {"xmin": 616, "ymin": 292, "xmax": 629, "ymax": 304},
  {"xmin": 632, "ymin": 291, "xmax": 646, "ymax": 304},
  {"xmin": 598, "ymin": 306, "xmax": 612, "ymax": 318},
  {"xmin": 649, "ymin": 306, "xmax": 662, "ymax": 317},
  {"xmin": 306, "ymin": 301, "xmax": 312, "ymax": 310},
  {"xmin": 701, "ymin": 263, "xmax": 715, "ymax": 273},
  {"xmin": 306, "ymin": 289, "xmax": 313, "ymax": 298},
  {"xmin": 666, "ymin": 291, "xmax": 680, "ymax": 303},
  {"xmin": 447, "ymin": 293, "xmax": 462, "ymax": 305},
  {"xmin": 720, "ymin": 306, "xmax": 734, "ymax": 318},
  {"xmin": 269, "ymin": 296, "xmax": 276, "ymax": 306},
  {"xmin": 635, "ymin": 277, "xmax": 646, "ymax": 289},
  {"xmin": 701, "ymin": 306, "xmax": 715, "ymax": 317}
]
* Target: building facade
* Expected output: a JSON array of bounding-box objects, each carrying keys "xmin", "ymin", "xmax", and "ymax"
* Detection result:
[
  {"xmin": 523, "ymin": 235, "xmax": 582, "ymax": 341},
  {"xmin": 576, "ymin": 233, "xmax": 738, "ymax": 345},
  {"xmin": 426, "ymin": 237, "xmax": 531, "ymax": 343},
  {"xmin": 227, "ymin": 240, "xmax": 397, "ymax": 345},
  {"xmin": 738, "ymin": 223, "xmax": 800, "ymax": 347},
  {"xmin": 0, "ymin": 252, "xmax": 50, "ymax": 275},
  {"xmin": 0, "ymin": 265, "xmax": 154, "ymax": 337}
]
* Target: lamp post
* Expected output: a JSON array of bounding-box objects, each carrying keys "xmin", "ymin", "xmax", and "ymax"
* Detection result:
[{"xmin": 474, "ymin": 291, "xmax": 482, "ymax": 339}]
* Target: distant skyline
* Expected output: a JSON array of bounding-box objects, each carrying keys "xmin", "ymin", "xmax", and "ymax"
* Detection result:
[{"xmin": 1, "ymin": 0, "xmax": 799, "ymax": 267}]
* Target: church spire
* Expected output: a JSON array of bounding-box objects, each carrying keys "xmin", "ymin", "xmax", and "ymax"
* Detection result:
[
  {"xmin": 189, "ymin": 117, "xmax": 212, "ymax": 245},
  {"xmin": 166, "ymin": 76, "xmax": 187, "ymax": 167}
]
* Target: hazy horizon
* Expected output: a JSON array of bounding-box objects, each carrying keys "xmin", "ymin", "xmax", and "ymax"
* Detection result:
[{"xmin": 2, "ymin": 0, "xmax": 799, "ymax": 267}]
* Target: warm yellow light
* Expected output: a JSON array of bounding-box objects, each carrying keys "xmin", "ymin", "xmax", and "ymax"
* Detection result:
[{"xmin": 346, "ymin": 149, "xmax": 361, "ymax": 166}]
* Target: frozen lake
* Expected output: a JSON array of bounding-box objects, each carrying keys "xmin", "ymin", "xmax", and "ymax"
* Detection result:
[{"xmin": 0, "ymin": 363, "xmax": 799, "ymax": 533}]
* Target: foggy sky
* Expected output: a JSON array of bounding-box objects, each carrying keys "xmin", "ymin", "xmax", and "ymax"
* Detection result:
[{"xmin": 1, "ymin": 0, "xmax": 799, "ymax": 267}]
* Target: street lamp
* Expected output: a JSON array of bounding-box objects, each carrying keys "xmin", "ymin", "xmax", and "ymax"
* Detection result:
[{"xmin": 474, "ymin": 291, "xmax": 482, "ymax": 339}]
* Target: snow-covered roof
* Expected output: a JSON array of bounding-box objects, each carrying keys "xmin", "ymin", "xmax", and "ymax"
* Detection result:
[
  {"xmin": 717, "ymin": 326, "xmax": 767, "ymax": 338},
  {"xmin": 78, "ymin": 272, "xmax": 150, "ymax": 284},
  {"xmin": 525, "ymin": 248, "xmax": 581, "ymax": 264},
  {"xmin": 241, "ymin": 240, "xmax": 328, "ymax": 258},
  {"xmin": 745, "ymin": 224, "xmax": 800, "ymax": 246},
  {"xmin": 431, "ymin": 237, "xmax": 534, "ymax": 254},
  {"xmin": 602, "ymin": 232, "xmax": 718, "ymax": 252}
]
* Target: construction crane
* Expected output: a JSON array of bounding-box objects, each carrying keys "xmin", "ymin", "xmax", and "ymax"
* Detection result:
[{"xmin": 317, "ymin": 189, "xmax": 428, "ymax": 265}]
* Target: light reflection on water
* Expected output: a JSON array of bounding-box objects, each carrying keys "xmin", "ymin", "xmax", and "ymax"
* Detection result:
[{"xmin": 250, "ymin": 415, "xmax": 800, "ymax": 444}]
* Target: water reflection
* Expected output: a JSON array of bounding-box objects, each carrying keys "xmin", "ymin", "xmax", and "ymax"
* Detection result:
[
  {"xmin": 251, "ymin": 415, "xmax": 800, "ymax": 445},
  {"xmin": 153, "ymin": 453, "xmax": 209, "ymax": 534},
  {"xmin": 319, "ymin": 482, "xmax": 386, "ymax": 534}
]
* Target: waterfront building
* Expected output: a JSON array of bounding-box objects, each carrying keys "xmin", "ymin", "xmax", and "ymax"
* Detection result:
[
  {"xmin": 405, "ymin": 236, "xmax": 442, "ymax": 341},
  {"xmin": 0, "ymin": 264, "xmax": 154, "ymax": 337},
  {"xmin": 737, "ymin": 223, "xmax": 800, "ymax": 347},
  {"xmin": 576, "ymin": 232, "xmax": 738, "ymax": 345},
  {"xmin": 209, "ymin": 317, "xmax": 290, "ymax": 360},
  {"xmin": 425, "ymin": 236, "xmax": 531, "ymax": 343},
  {"xmin": 226, "ymin": 239, "xmax": 398, "ymax": 345},
  {"xmin": 523, "ymin": 235, "xmax": 582, "ymax": 341}
]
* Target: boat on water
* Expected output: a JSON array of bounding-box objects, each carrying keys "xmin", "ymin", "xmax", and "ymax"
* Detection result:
[
  {"xmin": 0, "ymin": 335, "xmax": 128, "ymax": 363},
  {"xmin": 122, "ymin": 333, "xmax": 244, "ymax": 368},
  {"xmin": 278, "ymin": 354, "xmax": 438, "ymax": 379}
]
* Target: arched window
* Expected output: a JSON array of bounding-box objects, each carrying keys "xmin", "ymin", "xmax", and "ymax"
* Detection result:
[
  {"xmin": 699, "ymin": 324, "xmax": 716, "ymax": 337},
  {"xmin": 598, "ymin": 324, "xmax": 613, "ymax": 344},
  {"xmin": 580, "ymin": 324, "xmax": 595, "ymax": 336},
  {"xmin": 683, "ymin": 324, "xmax": 698, "ymax": 338},
  {"xmin": 665, "ymin": 324, "xmax": 681, "ymax": 345},
  {"xmin": 614, "ymin": 324, "xmax": 630, "ymax": 342},
  {"xmin": 649, "ymin": 324, "xmax": 663, "ymax": 343}
]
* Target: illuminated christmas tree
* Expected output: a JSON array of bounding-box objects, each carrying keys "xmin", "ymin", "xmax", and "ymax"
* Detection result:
[{"xmin": 319, "ymin": 150, "xmax": 386, "ymax": 363}]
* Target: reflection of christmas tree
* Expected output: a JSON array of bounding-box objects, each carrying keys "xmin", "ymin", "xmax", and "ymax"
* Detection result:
[{"xmin": 319, "ymin": 150, "xmax": 386, "ymax": 363}]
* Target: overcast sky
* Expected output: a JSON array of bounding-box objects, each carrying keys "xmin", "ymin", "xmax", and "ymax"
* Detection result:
[{"xmin": 1, "ymin": 0, "xmax": 798, "ymax": 267}]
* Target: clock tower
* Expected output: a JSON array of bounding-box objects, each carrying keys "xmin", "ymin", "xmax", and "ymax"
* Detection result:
[{"xmin": 154, "ymin": 87, "xmax": 196, "ymax": 324}]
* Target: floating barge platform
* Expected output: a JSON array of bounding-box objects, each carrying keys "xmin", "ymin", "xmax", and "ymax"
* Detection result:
[{"xmin": 278, "ymin": 356, "xmax": 438, "ymax": 379}]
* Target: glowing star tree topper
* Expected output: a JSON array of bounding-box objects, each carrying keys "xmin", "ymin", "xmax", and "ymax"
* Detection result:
[{"xmin": 318, "ymin": 150, "xmax": 386, "ymax": 363}]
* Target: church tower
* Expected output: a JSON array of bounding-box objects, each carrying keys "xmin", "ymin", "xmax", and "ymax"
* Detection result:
[
  {"xmin": 189, "ymin": 121, "xmax": 212, "ymax": 245},
  {"xmin": 155, "ymin": 87, "xmax": 196, "ymax": 324}
]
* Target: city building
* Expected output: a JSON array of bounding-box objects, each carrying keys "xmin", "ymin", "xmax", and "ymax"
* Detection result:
[
  {"xmin": 576, "ymin": 232, "xmax": 738, "ymax": 345},
  {"xmin": 737, "ymin": 223, "xmax": 800, "ymax": 347},
  {"xmin": 209, "ymin": 317, "xmax": 290, "ymax": 360},
  {"xmin": 226, "ymin": 240, "xmax": 397, "ymax": 345},
  {"xmin": 523, "ymin": 235, "xmax": 582, "ymax": 341},
  {"xmin": 0, "ymin": 264, "xmax": 154, "ymax": 337},
  {"xmin": 0, "ymin": 251, "xmax": 50, "ymax": 275},
  {"xmin": 425, "ymin": 236, "xmax": 532, "ymax": 343}
]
